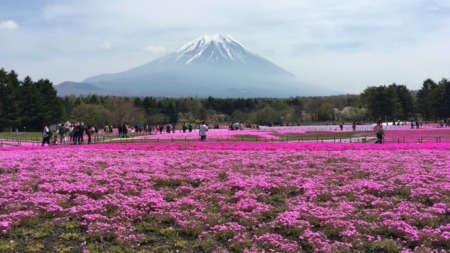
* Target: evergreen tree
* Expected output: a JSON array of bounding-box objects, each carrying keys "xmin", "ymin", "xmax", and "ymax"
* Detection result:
[
  {"xmin": 388, "ymin": 84, "xmax": 414, "ymax": 120},
  {"xmin": 164, "ymin": 102, "xmax": 179, "ymax": 124},
  {"xmin": 19, "ymin": 76, "xmax": 41, "ymax": 130},
  {"xmin": 430, "ymin": 78, "xmax": 450, "ymax": 119},
  {"xmin": 360, "ymin": 85, "xmax": 398, "ymax": 121},
  {"xmin": 0, "ymin": 69, "xmax": 21, "ymax": 131},
  {"xmin": 416, "ymin": 79, "xmax": 437, "ymax": 121}
]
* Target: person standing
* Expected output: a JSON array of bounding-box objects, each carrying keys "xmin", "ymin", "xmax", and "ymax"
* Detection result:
[
  {"xmin": 58, "ymin": 124, "xmax": 66, "ymax": 144},
  {"xmin": 374, "ymin": 120, "xmax": 384, "ymax": 144},
  {"xmin": 122, "ymin": 123, "xmax": 128, "ymax": 138},
  {"xmin": 86, "ymin": 126, "xmax": 93, "ymax": 144},
  {"xmin": 199, "ymin": 121, "xmax": 208, "ymax": 141},
  {"xmin": 352, "ymin": 121, "xmax": 356, "ymax": 131},
  {"xmin": 77, "ymin": 123, "xmax": 85, "ymax": 144},
  {"xmin": 69, "ymin": 124, "xmax": 74, "ymax": 142},
  {"xmin": 42, "ymin": 124, "xmax": 51, "ymax": 146},
  {"xmin": 71, "ymin": 123, "xmax": 78, "ymax": 144}
]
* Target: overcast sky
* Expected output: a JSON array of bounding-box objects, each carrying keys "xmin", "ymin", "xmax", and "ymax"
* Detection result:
[{"xmin": 1, "ymin": 0, "xmax": 449, "ymax": 94}]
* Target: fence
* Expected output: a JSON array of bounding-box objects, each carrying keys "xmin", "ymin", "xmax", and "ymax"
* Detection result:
[
  {"xmin": 2, "ymin": 133, "xmax": 450, "ymax": 147},
  {"xmin": 259, "ymin": 124, "xmax": 438, "ymax": 132}
]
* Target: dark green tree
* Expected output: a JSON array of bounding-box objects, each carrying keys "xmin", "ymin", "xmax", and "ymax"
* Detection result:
[
  {"xmin": 388, "ymin": 84, "xmax": 414, "ymax": 120},
  {"xmin": 317, "ymin": 103, "xmax": 333, "ymax": 121},
  {"xmin": 0, "ymin": 69, "xmax": 21, "ymax": 131},
  {"xmin": 19, "ymin": 76, "xmax": 41, "ymax": 130},
  {"xmin": 430, "ymin": 78, "xmax": 450, "ymax": 119},
  {"xmin": 88, "ymin": 94, "xmax": 100, "ymax": 104},
  {"xmin": 416, "ymin": 79, "xmax": 437, "ymax": 121},
  {"xmin": 360, "ymin": 86, "xmax": 398, "ymax": 121},
  {"xmin": 163, "ymin": 102, "xmax": 179, "ymax": 124}
]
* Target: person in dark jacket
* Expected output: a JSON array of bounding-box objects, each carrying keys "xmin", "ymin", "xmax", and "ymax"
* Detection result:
[
  {"xmin": 58, "ymin": 124, "xmax": 66, "ymax": 144},
  {"xmin": 77, "ymin": 123, "xmax": 85, "ymax": 144},
  {"xmin": 122, "ymin": 123, "xmax": 128, "ymax": 138}
]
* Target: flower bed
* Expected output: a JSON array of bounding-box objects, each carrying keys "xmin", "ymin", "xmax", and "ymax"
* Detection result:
[
  {"xmin": 0, "ymin": 142, "xmax": 449, "ymax": 252},
  {"xmin": 133, "ymin": 129, "xmax": 308, "ymax": 141},
  {"xmin": 130, "ymin": 127, "xmax": 450, "ymax": 143},
  {"xmin": 383, "ymin": 128, "xmax": 450, "ymax": 143}
]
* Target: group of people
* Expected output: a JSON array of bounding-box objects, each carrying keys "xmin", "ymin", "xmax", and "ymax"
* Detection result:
[
  {"xmin": 42, "ymin": 120, "xmax": 393, "ymax": 145},
  {"xmin": 229, "ymin": 122, "xmax": 244, "ymax": 130},
  {"xmin": 439, "ymin": 118, "xmax": 450, "ymax": 128},
  {"xmin": 105, "ymin": 123, "xmax": 196, "ymax": 136},
  {"xmin": 155, "ymin": 122, "xmax": 208, "ymax": 141},
  {"xmin": 42, "ymin": 122, "xmax": 97, "ymax": 146}
]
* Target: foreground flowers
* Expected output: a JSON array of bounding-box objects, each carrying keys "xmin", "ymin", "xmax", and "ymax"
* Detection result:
[{"xmin": 0, "ymin": 142, "xmax": 449, "ymax": 252}]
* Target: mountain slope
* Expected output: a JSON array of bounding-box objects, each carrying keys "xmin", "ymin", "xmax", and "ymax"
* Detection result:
[
  {"xmin": 55, "ymin": 81, "xmax": 111, "ymax": 96},
  {"xmin": 57, "ymin": 34, "xmax": 338, "ymax": 97}
]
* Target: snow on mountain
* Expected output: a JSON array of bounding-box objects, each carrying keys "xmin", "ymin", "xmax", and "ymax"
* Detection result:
[
  {"xmin": 56, "ymin": 34, "xmax": 338, "ymax": 98},
  {"xmin": 106, "ymin": 34, "xmax": 294, "ymax": 78},
  {"xmin": 173, "ymin": 34, "xmax": 252, "ymax": 64}
]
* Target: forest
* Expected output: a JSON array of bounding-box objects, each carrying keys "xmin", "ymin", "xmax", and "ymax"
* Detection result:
[{"xmin": 1, "ymin": 68, "xmax": 449, "ymax": 131}]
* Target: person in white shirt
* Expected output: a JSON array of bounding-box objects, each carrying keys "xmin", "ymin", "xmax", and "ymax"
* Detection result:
[
  {"xmin": 42, "ymin": 124, "xmax": 51, "ymax": 146},
  {"xmin": 199, "ymin": 121, "xmax": 208, "ymax": 141}
]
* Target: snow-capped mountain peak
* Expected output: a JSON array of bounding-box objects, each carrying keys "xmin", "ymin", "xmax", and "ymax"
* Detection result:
[
  {"xmin": 172, "ymin": 34, "xmax": 253, "ymax": 65},
  {"xmin": 68, "ymin": 34, "xmax": 331, "ymax": 99}
]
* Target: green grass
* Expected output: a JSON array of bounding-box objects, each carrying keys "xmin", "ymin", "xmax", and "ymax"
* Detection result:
[
  {"xmin": 0, "ymin": 132, "xmax": 43, "ymax": 139},
  {"xmin": 231, "ymin": 135, "xmax": 266, "ymax": 141},
  {"xmin": 272, "ymin": 131, "xmax": 372, "ymax": 140}
]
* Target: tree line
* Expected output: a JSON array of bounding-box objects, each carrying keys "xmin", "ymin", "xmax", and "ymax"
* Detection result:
[
  {"xmin": 0, "ymin": 69, "xmax": 62, "ymax": 132},
  {"xmin": 0, "ymin": 67, "xmax": 449, "ymax": 132}
]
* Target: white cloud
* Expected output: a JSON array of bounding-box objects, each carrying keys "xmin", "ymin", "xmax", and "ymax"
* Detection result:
[
  {"xmin": 144, "ymin": 45, "xmax": 166, "ymax": 54},
  {"xmin": 102, "ymin": 41, "xmax": 112, "ymax": 49},
  {"xmin": 1, "ymin": 1, "xmax": 450, "ymax": 91},
  {"xmin": 0, "ymin": 20, "xmax": 18, "ymax": 30}
]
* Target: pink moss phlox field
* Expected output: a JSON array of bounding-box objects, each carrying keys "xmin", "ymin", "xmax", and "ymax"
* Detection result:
[
  {"xmin": 105, "ymin": 127, "xmax": 450, "ymax": 142},
  {"xmin": 1, "ymin": 142, "xmax": 449, "ymax": 251},
  {"xmin": 133, "ymin": 129, "xmax": 299, "ymax": 140},
  {"xmin": 385, "ymin": 128, "xmax": 450, "ymax": 139}
]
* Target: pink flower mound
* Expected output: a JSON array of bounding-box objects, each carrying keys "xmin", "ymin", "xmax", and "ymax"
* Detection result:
[
  {"xmin": 384, "ymin": 128, "xmax": 450, "ymax": 140},
  {"xmin": 133, "ymin": 129, "xmax": 283, "ymax": 140},
  {"xmin": 0, "ymin": 142, "xmax": 449, "ymax": 251}
]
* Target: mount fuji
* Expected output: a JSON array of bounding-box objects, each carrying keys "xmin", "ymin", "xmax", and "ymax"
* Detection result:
[{"xmin": 56, "ymin": 34, "xmax": 337, "ymax": 98}]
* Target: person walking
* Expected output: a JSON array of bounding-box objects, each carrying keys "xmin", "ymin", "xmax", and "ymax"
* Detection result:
[
  {"xmin": 374, "ymin": 120, "xmax": 384, "ymax": 144},
  {"xmin": 42, "ymin": 124, "xmax": 51, "ymax": 146},
  {"xmin": 199, "ymin": 121, "xmax": 208, "ymax": 141}
]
